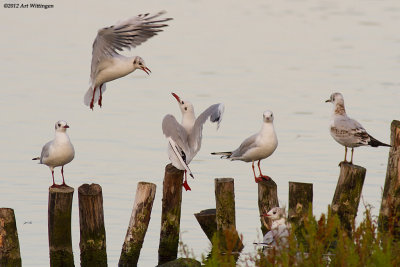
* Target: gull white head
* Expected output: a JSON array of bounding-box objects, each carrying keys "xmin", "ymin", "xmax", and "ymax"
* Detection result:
[
  {"xmin": 262, "ymin": 207, "xmax": 285, "ymax": 221},
  {"xmin": 133, "ymin": 56, "xmax": 151, "ymax": 75},
  {"xmin": 263, "ymin": 110, "xmax": 274, "ymax": 123},
  {"xmin": 55, "ymin": 120, "xmax": 70, "ymax": 133},
  {"xmin": 171, "ymin": 92, "xmax": 194, "ymax": 114},
  {"xmin": 325, "ymin": 92, "xmax": 346, "ymax": 115}
]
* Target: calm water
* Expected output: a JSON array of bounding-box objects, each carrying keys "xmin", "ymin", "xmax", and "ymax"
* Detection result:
[{"xmin": 1, "ymin": 0, "xmax": 399, "ymax": 266}]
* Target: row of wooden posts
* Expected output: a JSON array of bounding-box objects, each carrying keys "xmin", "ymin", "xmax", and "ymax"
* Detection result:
[{"xmin": 1, "ymin": 120, "xmax": 399, "ymax": 266}]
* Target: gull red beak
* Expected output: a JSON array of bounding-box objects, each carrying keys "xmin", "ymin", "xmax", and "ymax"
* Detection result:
[
  {"xmin": 64, "ymin": 125, "xmax": 70, "ymax": 129},
  {"xmin": 171, "ymin": 92, "xmax": 181, "ymax": 103},
  {"xmin": 141, "ymin": 66, "xmax": 151, "ymax": 75},
  {"xmin": 260, "ymin": 213, "xmax": 270, "ymax": 217}
]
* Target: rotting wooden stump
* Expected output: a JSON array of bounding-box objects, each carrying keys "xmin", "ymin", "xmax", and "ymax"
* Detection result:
[
  {"xmin": 158, "ymin": 164, "xmax": 184, "ymax": 265},
  {"xmin": 194, "ymin": 209, "xmax": 217, "ymax": 242},
  {"xmin": 331, "ymin": 162, "xmax": 366, "ymax": 235},
  {"xmin": 257, "ymin": 178, "xmax": 279, "ymax": 235},
  {"xmin": 78, "ymin": 183, "xmax": 107, "ymax": 267},
  {"xmin": 214, "ymin": 178, "xmax": 243, "ymax": 254},
  {"xmin": 288, "ymin": 182, "xmax": 313, "ymax": 224},
  {"xmin": 379, "ymin": 120, "xmax": 400, "ymax": 237},
  {"xmin": 0, "ymin": 208, "xmax": 22, "ymax": 267},
  {"xmin": 119, "ymin": 182, "xmax": 156, "ymax": 267},
  {"xmin": 48, "ymin": 186, "xmax": 75, "ymax": 267}
]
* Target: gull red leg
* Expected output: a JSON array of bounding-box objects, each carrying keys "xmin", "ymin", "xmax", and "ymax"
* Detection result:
[
  {"xmin": 182, "ymin": 170, "xmax": 191, "ymax": 191},
  {"xmin": 257, "ymin": 160, "xmax": 270, "ymax": 181},
  {"xmin": 50, "ymin": 170, "xmax": 61, "ymax": 188},
  {"xmin": 98, "ymin": 84, "xmax": 103, "ymax": 107},
  {"xmin": 61, "ymin": 166, "xmax": 68, "ymax": 186},
  {"xmin": 90, "ymin": 87, "xmax": 96, "ymax": 110},
  {"xmin": 252, "ymin": 161, "xmax": 262, "ymax": 183}
]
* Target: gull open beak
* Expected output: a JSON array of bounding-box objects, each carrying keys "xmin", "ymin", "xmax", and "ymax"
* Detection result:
[
  {"xmin": 64, "ymin": 125, "xmax": 70, "ymax": 129},
  {"xmin": 141, "ymin": 66, "xmax": 151, "ymax": 75},
  {"xmin": 171, "ymin": 92, "xmax": 181, "ymax": 103}
]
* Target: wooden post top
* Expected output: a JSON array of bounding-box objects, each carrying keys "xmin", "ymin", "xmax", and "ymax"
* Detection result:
[
  {"xmin": 215, "ymin": 178, "xmax": 234, "ymax": 183},
  {"xmin": 48, "ymin": 186, "xmax": 74, "ymax": 193},
  {"xmin": 165, "ymin": 163, "xmax": 184, "ymax": 174},
  {"xmin": 339, "ymin": 162, "xmax": 367, "ymax": 172},
  {"xmin": 78, "ymin": 183, "xmax": 102, "ymax": 195}
]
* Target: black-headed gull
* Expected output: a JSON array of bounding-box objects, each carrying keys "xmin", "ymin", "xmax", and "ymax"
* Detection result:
[
  {"xmin": 257, "ymin": 207, "xmax": 290, "ymax": 253},
  {"xmin": 32, "ymin": 120, "xmax": 75, "ymax": 187},
  {"xmin": 84, "ymin": 11, "xmax": 172, "ymax": 110},
  {"xmin": 212, "ymin": 110, "xmax": 278, "ymax": 183},
  {"xmin": 326, "ymin": 92, "xmax": 390, "ymax": 164},
  {"xmin": 162, "ymin": 92, "xmax": 224, "ymax": 191}
]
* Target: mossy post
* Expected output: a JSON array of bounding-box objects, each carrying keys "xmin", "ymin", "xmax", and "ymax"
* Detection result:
[
  {"xmin": 158, "ymin": 164, "xmax": 184, "ymax": 265},
  {"xmin": 288, "ymin": 182, "xmax": 313, "ymax": 224},
  {"xmin": 48, "ymin": 186, "xmax": 75, "ymax": 267},
  {"xmin": 78, "ymin": 184, "xmax": 107, "ymax": 266},
  {"xmin": 258, "ymin": 178, "xmax": 279, "ymax": 235},
  {"xmin": 379, "ymin": 120, "xmax": 400, "ymax": 237},
  {"xmin": 215, "ymin": 178, "xmax": 243, "ymax": 254},
  {"xmin": 119, "ymin": 182, "xmax": 156, "ymax": 267},
  {"xmin": 331, "ymin": 162, "xmax": 366, "ymax": 235},
  {"xmin": 0, "ymin": 208, "xmax": 21, "ymax": 267},
  {"xmin": 194, "ymin": 209, "xmax": 217, "ymax": 242}
]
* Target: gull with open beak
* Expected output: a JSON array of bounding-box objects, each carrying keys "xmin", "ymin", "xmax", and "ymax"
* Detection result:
[
  {"xmin": 84, "ymin": 11, "xmax": 172, "ymax": 110},
  {"xmin": 162, "ymin": 92, "xmax": 224, "ymax": 191}
]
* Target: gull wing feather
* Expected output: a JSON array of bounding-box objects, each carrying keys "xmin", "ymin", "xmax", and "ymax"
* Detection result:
[
  {"xmin": 190, "ymin": 103, "xmax": 224, "ymax": 153},
  {"xmin": 230, "ymin": 133, "xmax": 258, "ymax": 158},
  {"xmin": 40, "ymin": 141, "xmax": 52, "ymax": 164},
  {"xmin": 162, "ymin": 114, "xmax": 190, "ymax": 153},
  {"xmin": 90, "ymin": 11, "xmax": 172, "ymax": 81}
]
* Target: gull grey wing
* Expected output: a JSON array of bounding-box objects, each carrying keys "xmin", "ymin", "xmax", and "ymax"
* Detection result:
[
  {"xmin": 162, "ymin": 114, "xmax": 190, "ymax": 153},
  {"xmin": 189, "ymin": 103, "xmax": 224, "ymax": 153},
  {"xmin": 333, "ymin": 117, "xmax": 370, "ymax": 145},
  {"xmin": 39, "ymin": 141, "xmax": 52, "ymax": 163},
  {"xmin": 91, "ymin": 11, "xmax": 172, "ymax": 81},
  {"xmin": 167, "ymin": 137, "xmax": 194, "ymax": 178},
  {"xmin": 230, "ymin": 133, "xmax": 258, "ymax": 158},
  {"xmin": 262, "ymin": 230, "xmax": 275, "ymax": 245}
]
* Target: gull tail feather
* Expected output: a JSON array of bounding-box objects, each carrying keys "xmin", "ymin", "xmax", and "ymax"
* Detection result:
[
  {"xmin": 368, "ymin": 134, "xmax": 391, "ymax": 147},
  {"xmin": 83, "ymin": 84, "xmax": 107, "ymax": 106},
  {"xmin": 211, "ymin": 151, "xmax": 232, "ymax": 159}
]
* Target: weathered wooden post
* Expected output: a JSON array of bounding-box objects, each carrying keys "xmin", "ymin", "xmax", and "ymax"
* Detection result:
[
  {"xmin": 0, "ymin": 208, "xmax": 22, "ymax": 267},
  {"xmin": 158, "ymin": 164, "xmax": 184, "ymax": 265},
  {"xmin": 258, "ymin": 179, "xmax": 279, "ymax": 235},
  {"xmin": 119, "ymin": 182, "xmax": 156, "ymax": 267},
  {"xmin": 331, "ymin": 162, "xmax": 366, "ymax": 234},
  {"xmin": 215, "ymin": 178, "xmax": 243, "ymax": 254},
  {"xmin": 379, "ymin": 120, "xmax": 400, "ymax": 237},
  {"xmin": 78, "ymin": 184, "xmax": 107, "ymax": 266},
  {"xmin": 194, "ymin": 209, "xmax": 217, "ymax": 242},
  {"xmin": 288, "ymin": 182, "xmax": 313, "ymax": 224},
  {"xmin": 48, "ymin": 186, "xmax": 75, "ymax": 267}
]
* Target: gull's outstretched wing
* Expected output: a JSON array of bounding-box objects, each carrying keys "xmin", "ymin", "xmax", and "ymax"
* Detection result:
[{"xmin": 190, "ymin": 103, "xmax": 224, "ymax": 153}]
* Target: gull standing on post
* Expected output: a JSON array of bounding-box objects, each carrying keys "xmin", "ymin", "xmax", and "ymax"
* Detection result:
[
  {"xmin": 212, "ymin": 110, "xmax": 278, "ymax": 183},
  {"xmin": 32, "ymin": 120, "xmax": 75, "ymax": 187},
  {"xmin": 84, "ymin": 11, "xmax": 172, "ymax": 110},
  {"xmin": 326, "ymin": 92, "xmax": 390, "ymax": 164},
  {"xmin": 162, "ymin": 93, "xmax": 224, "ymax": 191}
]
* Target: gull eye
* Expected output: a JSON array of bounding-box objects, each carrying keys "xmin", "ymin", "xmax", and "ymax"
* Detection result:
[
  {"xmin": 58, "ymin": 123, "xmax": 61, "ymax": 127},
  {"xmin": 139, "ymin": 62, "xmax": 142, "ymax": 66},
  {"xmin": 273, "ymin": 211, "xmax": 276, "ymax": 214},
  {"xmin": 184, "ymin": 107, "xmax": 187, "ymax": 111},
  {"xmin": 181, "ymin": 101, "xmax": 184, "ymax": 104}
]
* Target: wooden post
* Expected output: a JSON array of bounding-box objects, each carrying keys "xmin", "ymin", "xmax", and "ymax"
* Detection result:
[
  {"xmin": 158, "ymin": 164, "xmax": 184, "ymax": 265},
  {"xmin": 48, "ymin": 186, "xmax": 75, "ymax": 267},
  {"xmin": 119, "ymin": 182, "xmax": 156, "ymax": 267},
  {"xmin": 214, "ymin": 178, "xmax": 243, "ymax": 253},
  {"xmin": 331, "ymin": 162, "xmax": 366, "ymax": 234},
  {"xmin": 258, "ymin": 179, "xmax": 279, "ymax": 235},
  {"xmin": 194, "ymin": 209, "xmax": 217, "ymax": 242},
  {"xmin": 379, "ymin": 120, "xmax": 400, "ymax": 236},
  {"xmin": 0, "ymin": 208, "xmax": 22, "ymax": 267},
  {"xmin": 78, "ymin": 184, "xmax": 107, "ymax": 266},
  {"xmin": 288, "ymin": 182, "xmax": 313, "ymax": 224}
]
